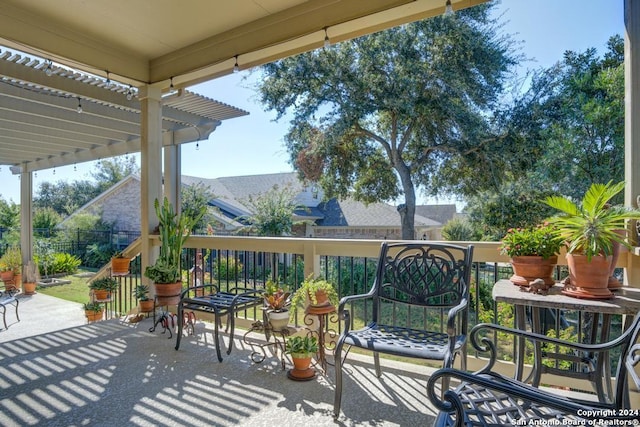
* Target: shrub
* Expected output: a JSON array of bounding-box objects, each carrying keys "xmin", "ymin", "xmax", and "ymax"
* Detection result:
[
  {"xmin": 213, "ymin": 256, "xmax": 243, "ymax": 281},
  {"xmin": 35, "ymin": 252, "xmax": 81, "ymax": 276}
]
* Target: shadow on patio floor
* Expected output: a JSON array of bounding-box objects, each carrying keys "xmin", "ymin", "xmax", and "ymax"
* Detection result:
[{"xmin": 0, "ymin": 293, "xmax": 439, "ymax": 426}]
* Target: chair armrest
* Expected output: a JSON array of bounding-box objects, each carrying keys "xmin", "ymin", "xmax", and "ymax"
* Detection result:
[
  {"xmin": 446, "ymin": 297, "xmax": 467, "ymax": 336},
  {"xmin": 426, "ymin": 368, "xmax": 618, "ymax": 423},
  {"xmin": 336, "ymin": 289, "xmax": 376, "ymax": 333}
]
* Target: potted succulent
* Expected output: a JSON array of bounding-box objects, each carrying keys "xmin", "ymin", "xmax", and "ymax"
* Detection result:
[
  {"xmin": 111, "ymin": 250, "xmax": 130, "ymax": 275},
  {"xmin": 88, "ymin": 276, "xmax": 119, "ymax": 300},
  {"xmin": 285, "ymin": 335, "xmax": 318, "ymax": 380},
  {"xmin": 499, "ymin": 223, "xmax": 563, "ymax": 287},
  {"xmin": 83, "ymin": 301, "xmax": 104, "ymax": 322},
  {"xmin": 144, "ymin": 197, "xmax": 205, "ymax": 305},
  {"xmin": 133, "ymin": 284, "xmax": 154, "ymax": 313},
  {"xmin": 544, "ymin": 181, "xmax": 640, "ymax": 298},
  {"xmin": 289, "ymin": 275, "xmax": 339, "ymax": 322},
  {"xmin": 263, "ymin": 279, "xmax": 291, "ymax": 331}
]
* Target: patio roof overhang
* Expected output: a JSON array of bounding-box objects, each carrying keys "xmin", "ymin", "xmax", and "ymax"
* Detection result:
[{"xmin": 0, "ymin": 49, "xmax": 248, "ymax": 173}]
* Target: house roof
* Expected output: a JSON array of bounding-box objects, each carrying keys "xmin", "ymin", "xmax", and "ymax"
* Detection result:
[
  {"xmin": 415, "ymin": 204, "xmax": 457, "ymax": 226},
  {"xmin": 316, "ymin": 198, "xmax": 439, "ymax": 227}
]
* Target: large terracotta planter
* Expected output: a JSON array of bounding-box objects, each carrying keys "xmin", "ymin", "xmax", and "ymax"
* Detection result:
[
  {"xmin": 154, "ymin": 281, "xmax": 183, "ymax": 306},
  {"xmin": 0, "ymin": 270, "xmax": 14, "ymax": 282},
  {"xmin": 111, "ymin": 257, "xmax": 130, "ymax": 275},
  {"xmin": 563, "ymin": 254, "xmax": 613, "ymax": 299},
  {"xmin": 509, "ymin": 256, "xmax": 558, "ymax": 287},
  {"xmin": 85, "ymin": 309, "xmax": 104, "ymax": 322}
]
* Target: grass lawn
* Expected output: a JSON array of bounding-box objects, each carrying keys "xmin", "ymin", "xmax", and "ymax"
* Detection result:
[{"xmin": 36, "ymin": 269, "xmax": 97, "ymax": 305}]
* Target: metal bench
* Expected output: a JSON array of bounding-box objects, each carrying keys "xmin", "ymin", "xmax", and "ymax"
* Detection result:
[
  {"xmin": 426, "ymin": 312, "xmax": 640, "ymax": 426},
  {"xmin": 175, "ymin": 284, "xmax": 263, "ymax": 362},
  {"xmin": 0, "ymin": 290, "xmax": 20, "ymax": 330}
]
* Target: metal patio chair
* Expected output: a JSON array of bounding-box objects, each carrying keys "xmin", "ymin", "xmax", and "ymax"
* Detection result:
[
  {"xmin": 333, "ymin": 241, "xmax": 474, "ymax": 418},
  {"xmin": 426, "ymin": 313, "xmax": 640, "ymax": 426}
]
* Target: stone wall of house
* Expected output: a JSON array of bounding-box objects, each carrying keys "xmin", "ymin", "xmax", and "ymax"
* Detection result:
[{"xmin": 100, "ymin": 182, "xmax": 141, "ymax": 231}]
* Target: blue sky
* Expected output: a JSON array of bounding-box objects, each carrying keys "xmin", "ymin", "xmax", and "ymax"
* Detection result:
[{"xmin": 0, "ymin": 0, "xmax": 624, "ymax": 204}]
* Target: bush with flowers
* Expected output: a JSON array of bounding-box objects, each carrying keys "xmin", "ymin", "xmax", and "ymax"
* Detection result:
[{"xmin": 499, "ymin": 223, "xmax": 563, "ymax": 260}]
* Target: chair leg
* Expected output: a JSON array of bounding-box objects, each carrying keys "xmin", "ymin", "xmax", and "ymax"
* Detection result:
[
  {"xmin": 213, "ymin": 311, "xmax": 223, "ymax": 362},
  {"xmin": 333, "ymin": 339, "xmax": 345, "ymax": 418},
  {"xmin": 1, "ymin": 305, "xmax": 6, "ymax": 330},
  {"xmin": 226, "ymin": 313, "xmax": 235, "ymax": 355},
  {"xmin": 14, "ymin": 299, "xmax": 19, "ymax": 323},
  {"xmin": 175, "ymin": 302, "xmax": 184, "ymax": 351},
  {"xmin": 374, "ymin": 351, "xmax": 382, "ymax": 377}
]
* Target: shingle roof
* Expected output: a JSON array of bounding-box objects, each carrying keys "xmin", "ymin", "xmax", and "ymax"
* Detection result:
[{"xmin": 415, "ymin": 204, "xmax": 457, "ymax": 225}]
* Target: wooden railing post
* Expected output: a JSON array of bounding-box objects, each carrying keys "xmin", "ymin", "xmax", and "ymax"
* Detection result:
[{"xmin": 303, "ymin": 240, "xmax": 320, "ymax": 279}]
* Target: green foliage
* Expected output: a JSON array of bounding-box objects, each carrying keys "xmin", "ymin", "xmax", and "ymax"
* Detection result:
[
  {"xmin": 0, "ymin": 246, "xmax": 21, "ymax": 271},
  {"xmin": 263, "ymin": 280, "xmax": 290, "ymax": 312},
  {"xmin": 285, "ymin": 335, "xmax": 318, "ymax": 356},
  {"xmin": 544, "ymin": 181, "xmax": 640, "ymax": 260},
  {"xmin": 34, "ymin": 180, "xmax": 101, "ymax": 216},
  {"xmin": 91, "ymin": 156, "xmax": 139, "ymax": 194},
  {"xmin": 213, "ymin": 256, "xmax": 243, "ymax": 281},
  {"xmin": 84, "ymin": 243, "xmax": 114, "ymax": 268},
  {"xmin": 0, "ymin": 198, "xmax": 19, "ymax": 229},
  {"xmin": 256, "ymin": 3, "xmax": 517, "ymax": 239},
  {"xmin": 45, "ymin": 253, "xmax": 81, "ymax": 275},
  {"xmin": 34, "ymin": 239, "xmax": 55, "ymax": 277},
  {"xmin": 441, "ymin": 217, "xmax": 479, "ymax": 241},
  {"xmin": 144, "ymin": 197, "xmax": 205, "ymax": 283},
  {"xmin": 499, "ymin": 224, "xmax": 563, "ymax": 259},
  {"xmin": 89, "ymin": 276, "xmax": 119, "ymax": 291},
  {"xmin": 238, "ymin": 185, "xmax": 302, "ymax": 236},
  {"xmin": 181, "ymin": 182, "xmax": 215, "ymax": 231},
  {"xmin": 290, "ymin": 275, "xmax": 339, "ymax": 321},
  {"xmin": 58, "ymin": 212, "xmax": 110, "ymax": 242},
  {"xmin": 83, "ymin": 301, "xmax": 103, "ymax": 312},
  {"xmin": 33, "ymin": 207, "xmax": 62, "ymax": 235},
  {"xmin": 133, "ymin": 284, "xmax": 150, "ymax": 301}
]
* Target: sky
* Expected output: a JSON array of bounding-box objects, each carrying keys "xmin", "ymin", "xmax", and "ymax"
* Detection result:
[{"xmin": 0, "ymin": 0, "xmax": 625, "ymax": 205}]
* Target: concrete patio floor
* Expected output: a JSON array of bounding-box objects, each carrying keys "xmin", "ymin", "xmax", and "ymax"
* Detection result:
[{"xmin": 0, "ymin": 293, "xmax": 440, "ymax": 426}]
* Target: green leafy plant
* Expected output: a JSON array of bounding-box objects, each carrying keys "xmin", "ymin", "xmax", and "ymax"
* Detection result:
[
  {"xmin": 289, "ymin": 275, "xmax": 339, "ymax": 321},
  {"xmin": 263, "ymin": 279, "xmax": 290, "ymax": 312},
  {"xmin": 133, "ymin": 284, "xmax": 150, "ymax": 301},
  {"xmin": 89, "ymin": 276, "xmax": 119, "ymax": 291},
  {"xmin": 112, "ymin": 250, "xmax": 126, "ymax": 258},
  {"xmin": 499, "ymin": 223, "xmax": 563, "ymax": 259},
  {"xmin": 0, "ymin": 246, "xmax": 21, "ymax": 272},
  {"xmin": 544, "ymin": 181, "xmax": 640, "ymax": 261},
  {"xmin": 144, "ymin": 197, "xmax": 205, "ymax": 283},
  {"xmin": 83, "ymin": 301, "xmax": 103, "ymax": 312},
  {"xmin": 285, "ymin": 335, "xmax": 318, "ymax": 357}
]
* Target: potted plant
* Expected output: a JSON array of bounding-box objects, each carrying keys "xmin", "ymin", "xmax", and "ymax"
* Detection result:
[
  {"xmin": 111, "ymin": 250, "xmax": 130, "ymax": 275},
  {"xmin": 0, "ymin": 246, "xmax": 21, "ymax": 291},
  {"xmin": 88, "ymin": 276, "xmax": 119, "ymax": 300},
  {"xmin": 544, "ymin": 181, "xmax": 640, "ymax": 298},
  {"xmin": 22, "ymin": 260, "xmax": 38, "ymax": 295},
  {"xmin": 144, "ymin": 197, "xmax": 205, "ymax": 305},
  {"xmin": 134, "ymin": 284, "xmax": 154, "ymax": 313},
  {"xmin": 263, "ymin": 279, "xmax": 291, "ymax": 331},
  {"xmin": 83, "ymin": 301, "xmax": 104, "ymax": 322},
  {"xmin": 499, "ymin": 223, "xmax": 563, "ymax": 287},
  {"xmin": 285, "ymin": 335, "xmax": 318, "ymax": 380},
  {"xmin": 289, "ymin": 275, "xmax": 339, "ymax": 321}
]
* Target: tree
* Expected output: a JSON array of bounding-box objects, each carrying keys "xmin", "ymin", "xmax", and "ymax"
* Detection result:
[
  {"xmin": 181, "ymin": 182, "xmax": 215, "ymax": 232},
  {"xmin": 239, "ymin": 185, "xmax": 302, "ymax": 236},
  {"xmin": 91, "ymin": 156, "xmax": 139, "ymax": 193},
  {"xmin": 0, "ymin": 198, "xmax": 19, "ymax": 229},
  {"xmin": 256, "ymin": 4, "xmax": 517, "ymax": 238}
]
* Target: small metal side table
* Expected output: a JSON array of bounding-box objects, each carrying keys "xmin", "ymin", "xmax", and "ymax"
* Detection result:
[
  {"xmin": 492, "ymin": 279, "xmax": 640, "ymax": 403},
  {"xmin": 242, "ymin": 317, "xmax": 293, "ymax": 370},
  {"xmin": 304, "ymin": 304, "xmax": 338, "ymax": 374}
]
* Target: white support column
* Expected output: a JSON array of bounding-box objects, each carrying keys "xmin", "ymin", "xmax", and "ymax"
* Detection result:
[
  {"xmin": 139, "ymin": 85, "xmax": 163, "ymax": 288},
  {"xmin": 19, "ymin": 168, "xmax": 33, "ymax": 265},
  {"xmin": 163, "ymin": 132, "xmax": 181, "ymax": 214}
]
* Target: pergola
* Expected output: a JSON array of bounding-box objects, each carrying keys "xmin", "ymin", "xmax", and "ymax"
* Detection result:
[{"xmin": 0, "ymin": 0, "xmax": 639, "ymax": 284}]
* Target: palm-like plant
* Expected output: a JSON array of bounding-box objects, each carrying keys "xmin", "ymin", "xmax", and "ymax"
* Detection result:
[{"xmin": 544, "ymin": 181, "xmax": 640, "ymax": 261}]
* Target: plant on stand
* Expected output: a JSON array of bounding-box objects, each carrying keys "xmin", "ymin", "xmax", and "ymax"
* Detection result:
[
  {"xmin": 144, "ymin": 197, "xmax": 205, "ymax": 306},
  {"xmin": 285, "ymin": 335, "xmax": 319, "ymax": 380},
  {"xmin": 111, "ymin": 250, "xmax": 131, "ymax": 275},
  {"xmin": 134, "ymin": 284, "xmax": 154, "ymax": 313},
  {"xmin": 83, "ymin": 301, "xmax": 104, "ymax": 322},
  {"xmin": 0, "ymin": 246, "xmax": 21, "ymax": 291},
  {"xmin": 289, "ymin": 275, "xmax": 339, "ymax": 322},
  {"xmin": 544, "ymin": 181, "xmax": 640, "ymax": 298},
  {"xmin": 263, "ymin": 279, "xmax": 290, "ymax": 332},
  {"xmin": 499, "ymin": 223, "xmax": 563, "ymax": 287},
  {"xmin": 88, "ymin": 276, "xmax": 119, "ymax": 300}
]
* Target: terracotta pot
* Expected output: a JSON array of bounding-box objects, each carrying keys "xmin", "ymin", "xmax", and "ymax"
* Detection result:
[
  {"xmin": 288, "ymin": 354, "xmax": 316, "ymax": 380},
  {"xmin": 0, "ymin": 270, "xmax": 14, "ymax": 282},
  {"xmin": 268, "ymin": 310, "xmax": 290, "ymax": 331},
  {"xmin": 22, "ymin": 281, "xmax": 36, "ymax": 295},
  {"xmin": 93, "ymin": 289, "xmax": 110, "ymax": 300},
  {"xmin": 111, "ymin": 257, "xmax": 130, "ymax": 275},
  {"xmin": 310, "ymin": 290, "xmax": 329, "ymax": 307},
  {"xmin": 154, "ymin": 281, "xmax": 183, "ymax": 306},
  {"xmin": 509, "ymin": 256, "xmax": 557, "ymax": 287},
  {"xmin": 564, "ymin": 253, "xmax": 613, "ymax": 299},
  {"xmin": 139, "ymin": 299, "xmax": 154, "ymax": 313},
  {"xmin": 85, "ymin": 309, "xmax": 103, "ymax": 322}
]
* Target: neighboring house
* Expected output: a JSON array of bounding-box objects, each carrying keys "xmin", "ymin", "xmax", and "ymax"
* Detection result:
[{"xmin": 69, "ymin": 172, "xmax": 454, "ymax": 240}]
